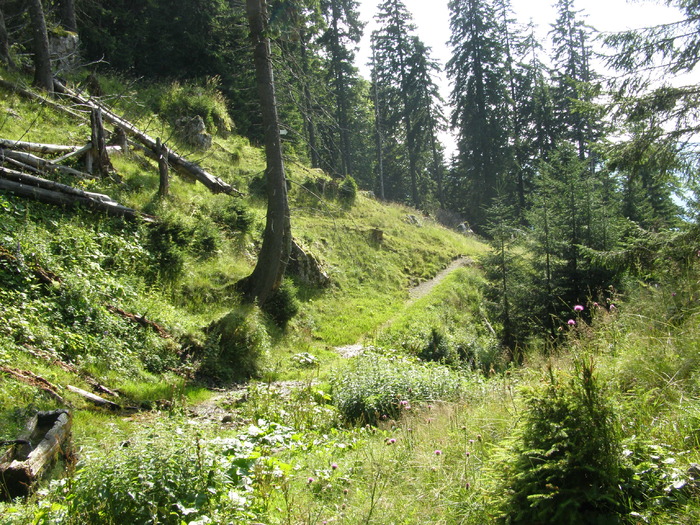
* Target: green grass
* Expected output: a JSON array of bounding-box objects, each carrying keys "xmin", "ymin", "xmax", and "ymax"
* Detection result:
[{"xmin": 2, "ymin": 71, "xmax": 700, "ymax": 524}]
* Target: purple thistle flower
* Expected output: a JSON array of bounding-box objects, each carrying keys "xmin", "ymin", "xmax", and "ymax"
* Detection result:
[
  {"xmin": 567, "ymin": 319, "xmax": 576, "ymax": 326},
  {"xmin": 574, "ymin": 304, "xmax": 584, "ymax": 312},
  {"xmin": 435, "ymin": 449, "xmax": 442, "ymax": 456},
  {"xmin": 331, "ymin": 463, "xmax": 338, "ymax": 470}
]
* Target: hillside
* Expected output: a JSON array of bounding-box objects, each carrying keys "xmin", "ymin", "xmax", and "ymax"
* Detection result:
[{"xmin": 2, "ymin": 72, "xmax": 700, "ymax": 524}]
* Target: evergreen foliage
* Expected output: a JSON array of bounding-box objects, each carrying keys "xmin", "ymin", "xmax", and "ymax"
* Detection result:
[{"xmin": 493, "ymin": 359, "xmax": 626, "ymax": 524}]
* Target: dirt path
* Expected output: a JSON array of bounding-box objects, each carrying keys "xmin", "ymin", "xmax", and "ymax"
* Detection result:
[
  {"xmin": 335, "ymin": 256, "xmax": 472, "ymax": 358},
  {"xmin": 408, "ymin": 256, "xmax": 472, "ymax": 301}
]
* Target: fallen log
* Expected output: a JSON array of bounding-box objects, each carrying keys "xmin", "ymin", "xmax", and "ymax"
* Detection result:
[
  {"xmin": 22, "ymin": 344, "xmax": 120, "ymax": 398},
  {"xmin": 0, "ymin": 245, "xmax": 61, "ymax": 285},
  {"xmin": 54, "ymin": 80, "xmax": 241, "ymax": 195},
  {"xmin": 106, "ymin": 304, "xmax": 171, "ymax": 339},
  {"xmin": 0, "ymin": 78, "xmax": 84, "ymax": 120},
  {"xmin": 0, "ymin": 367, "xmax": 66, "ymax": 405},
  {"xmin": 0, "ymin": 168, "xmax": 154, "ymax": 222},
  {"xmin": 0, "ymin": 138, "xmax": 79, "ymax": 154},
  {"xmin": 66, "ymin": 385, "xmax": 120, "ymax": 411},
  {"xmin": 0, "ymin": 410, "xmax": 72, "ymax": 500},
  {"xmin": 1, "ymin": 148, "xmax": 93, "ymax": 179}
]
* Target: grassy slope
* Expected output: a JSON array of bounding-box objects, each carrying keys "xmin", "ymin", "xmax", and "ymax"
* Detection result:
[
  {"xmin": 0, "ymin": 73, "xmax": 482, "ymax": 428},
  {"xmin": 2, "ymin": 74, "xmax": 700, "ymax": 524}
]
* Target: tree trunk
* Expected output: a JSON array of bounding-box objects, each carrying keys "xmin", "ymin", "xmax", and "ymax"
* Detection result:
[
  {"xmin": 58, "ymin": 0, "xmax": 77, "ymax": 33},
  {"xmin": 28, "ymin": 0, "xmax": 53, "ymax": 93},
  {"xmin": 157, "ymin": 137, "xmax": 169, "ymax": 198},
  {"xmin": 0, "ymin": 7, "xmax": 15, "ymax": 69},
  {"xmin": 89, "ymin": 107, "xmax": 113, "ymax": 176},
  {"xmin": 237, "ymin": 0, "xmax": 291, "ymax": 306}
]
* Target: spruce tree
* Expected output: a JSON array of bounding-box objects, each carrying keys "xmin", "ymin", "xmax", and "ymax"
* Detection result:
[
  {"xmin": 371, "ymin": 0, "xmax": 445, "ymax": 206},
  {"xmin": 447, "ymin": 0, "xmax": 510, "ymax": 231},
  {"xmin": 319, "ymin": 0, "xmax": 364, "ymax": 178},
  {"xmin": 549, "ymin": 0, "xmax": 600, "ymax": 162}
]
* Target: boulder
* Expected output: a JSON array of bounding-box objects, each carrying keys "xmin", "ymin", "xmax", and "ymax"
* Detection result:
[
  {"xmin": 175, "ymin": 115, "xmax": 212, "ymax": 150},
  {"xmin": 288, "ymin": 240, "xmax": 330, "ymax": 288}
]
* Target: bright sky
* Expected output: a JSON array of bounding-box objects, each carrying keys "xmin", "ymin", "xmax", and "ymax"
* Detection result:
[{"xmin": 355, "ymin": 0, "xmax": 687, "ymax": 155}]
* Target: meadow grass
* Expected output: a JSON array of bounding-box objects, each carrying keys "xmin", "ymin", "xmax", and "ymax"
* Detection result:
[{"xmin": 2, "ymin": 73, "xmax": 700, "ymax": 524}]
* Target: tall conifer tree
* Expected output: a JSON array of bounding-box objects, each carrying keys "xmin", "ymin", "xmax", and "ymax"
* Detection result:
[
  {"xmin": 319, "ymin": 0, "xmax": 364, "ymax": 178},
  {"xmin": 447, "ymin": 0, "xmax": 510, "ymax": 231}
]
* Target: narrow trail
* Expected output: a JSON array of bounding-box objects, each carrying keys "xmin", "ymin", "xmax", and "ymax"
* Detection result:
[
  {"xmin": 335, "ymin": 256, "xmax": 473, "ymax": 358},
  {"xmin": 191, "ymin": 257, "xmax": 474, "ymax": 420},
  {"xmin": 408, "ymin": 256, "xmax": 472, "ymax": 301}
]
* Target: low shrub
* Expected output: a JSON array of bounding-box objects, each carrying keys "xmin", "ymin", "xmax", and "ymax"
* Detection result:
[
  {"xmin": 210, "ymin": 199, "xmax": 253, "ymax": 235},
  {"xmin": 158, "ymin": 79, "xmax": 234, "ymax": 135},
  {"xmin": 47, "ymin": 421, "xmax": 252, "ymax": 524},
  {"xmin": 201, "ymin": 305, "xmax": 270, "ymax": 382},
  {"xmin": 331, "ymin": 350, "xmax": 467, "ymax": 425},
  {"xmin": 145, "ymin": 215, "xmax": 190, "ymax": 282},
  {"xmin": 261, "ymin": 278, "xmax": 299, "ymax": 329},
  {"xmin": 491, "ymin": 358, "xmax": 626, "ymax": 523},
  {"xmin": 338, "ymin": 176, "xmax": 358, "ymax": 205}
]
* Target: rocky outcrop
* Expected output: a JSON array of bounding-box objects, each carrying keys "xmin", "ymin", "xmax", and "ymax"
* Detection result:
[
  {"xmin": 175, "ymin": 115, "xmax": 212, "ymax": 150},
  {"xmin": 288, "ymin": 240, "xmax": 330, "ymax": 288}
]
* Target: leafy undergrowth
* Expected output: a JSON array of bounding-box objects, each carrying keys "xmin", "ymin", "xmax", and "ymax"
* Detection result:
[{"xmin": 2, "ymin": 74, "xmax": 700, "ymax": 524}]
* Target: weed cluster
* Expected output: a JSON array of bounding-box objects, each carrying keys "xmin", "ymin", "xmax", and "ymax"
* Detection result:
[
  {"xmin": 331, "ymin": 350, "xmax": 468, "ymax": 425},
  {"xmin": 158, "ymin": 79, "xmax": 234, "ymax": 136}
]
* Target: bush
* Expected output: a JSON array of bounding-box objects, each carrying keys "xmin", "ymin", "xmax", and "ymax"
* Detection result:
[
  {"xmin": 52, "ymin": 421, "xmax": 250, "ymax": 524},
  {"xmin": 146, "ymin": 216, "xmax": 190, "ymax": 282},
  {"xmin": 201, "ymin": 306, "xmax": 270, "ymax": 382},
  {"xmin": 492, "ymin": 358, "xmax": 626, "ymax": 523},
  {"xmin": 331, "ymin": 350, "xmax": 467, "ymax": 425},
  {"xmin": 210, "ymin": 199, "xmax": 253, "ymax": 235},
  {"xmin": 338, "ymin": 176, "xmax": 358, "ymax": 205},
  {"xmin": 261, "ymin": 279, "xmax": 299, "ymax": 329},
  {"xmin": 159, "ymin": 79, "xmax": 234, "ymax": 135}
]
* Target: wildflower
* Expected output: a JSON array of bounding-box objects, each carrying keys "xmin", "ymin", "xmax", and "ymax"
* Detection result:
[
  {"xmin": 435, "ymin": 449, "xmax": 442, "ymax": 456},
  {"xmin": 386, "ymin": 438, "xmax": 396, "ymax": 445},
  {"xmin": 466, "ymin": 451, "xmax": 470, "ymax": 458},
  {"xmin": 331, "ymin": 463, "xmax": 338, "ymax": 470},
  {"xmin": 308, "ymin": 477, "xmax": 314, "ymax": 484},
  {"xmin": 610, "ymin": 304, "xmax": 616, "ymax": 310},
  {"xmin": 574, "ymin": 304, "xmax": 584, "ymax": 312},
  {"xmin": 465, "ymin": 482, "xmax": 471, "ymax": 490},
  {"xmin": 567, "ymin": 319, "xmax": 576, "ymax": 326}
]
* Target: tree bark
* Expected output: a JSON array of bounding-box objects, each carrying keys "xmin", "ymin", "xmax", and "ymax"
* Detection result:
[
  {"xmin": 28, "ymin": 0, "xmax": 53, "ymax": 93},
  {"xmin": 237, "ymin": 0, "xmax": 291, "ymax": 305},
  {"xmin": 89, "ymin": 107, "xmax": 113, "ymax": 176},
  {"xmin": 58, "ymin": 0, "xmax": 77, "ymax": 33},
  {"xmin": 0, "ymin": 7, "xmax": 15, "ymax": 69},
  {"xmin": 157, "ymin": 137, "xmax": 169, "ymax": 198},
  {"xmin": 0, "ymin": 138, "xmax": 79, "ymax": 155}
]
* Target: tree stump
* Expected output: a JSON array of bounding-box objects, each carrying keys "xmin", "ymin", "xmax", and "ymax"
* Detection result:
[
  {"xmin": 0, "ymin": 410, "xmax": 72, "ymax": 500},
  {"xmin": 157, "ymin": 138, "xmax": 169, "ymax": 197}
]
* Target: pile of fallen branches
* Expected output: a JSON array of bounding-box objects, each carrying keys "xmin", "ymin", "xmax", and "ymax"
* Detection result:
[{"xmin": 0, "ymin": 78, "xmax": 241, "ymax": 220}]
